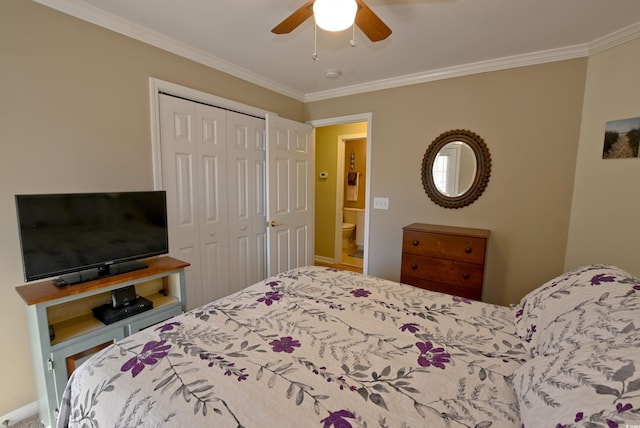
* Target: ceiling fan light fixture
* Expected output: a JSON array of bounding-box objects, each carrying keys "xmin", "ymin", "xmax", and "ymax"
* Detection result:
[{"xmin": 313, "ymin": 0, "xmax": 358, "ymax": 32}]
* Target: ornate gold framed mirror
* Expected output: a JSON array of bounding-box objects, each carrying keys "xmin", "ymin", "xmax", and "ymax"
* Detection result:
[{"xmin": 421, "ymin": 129, "xmax": 491, "ymax": 209}]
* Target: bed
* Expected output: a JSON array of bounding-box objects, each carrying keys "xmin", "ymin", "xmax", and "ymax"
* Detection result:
[{"xmin": 57, "ymin": 264, "xmax": 640, "ymax": 427}]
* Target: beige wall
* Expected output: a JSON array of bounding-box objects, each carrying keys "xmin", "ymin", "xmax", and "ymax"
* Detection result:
[
  {"xmin": 315, "ymin": 123, "xmax": 368, "ymax": 259},
  {"xmin": 565, "ymin": 37, "xmax": 640, "ymax": 275},
  {"xmin": 305, "ymin": 59, "xmax": 587, "ymax": 307},
  {"xmin": 0, "ymin": 0, "xmax": 303, "ymax": 416}
]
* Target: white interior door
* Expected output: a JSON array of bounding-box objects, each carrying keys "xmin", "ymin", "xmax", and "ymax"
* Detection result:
[{"xmin": 266, "ymin": 114, "xmax": 314, "ymax": 276}]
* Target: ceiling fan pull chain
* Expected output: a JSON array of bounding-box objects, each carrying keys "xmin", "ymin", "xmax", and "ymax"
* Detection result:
[
  {"xmin": 350, "ymin": 24, "xmax": 357, "ymax": 47},
  {"xmin": 312, "ymin": 23, "xmax": 319, "ymax": 60}
]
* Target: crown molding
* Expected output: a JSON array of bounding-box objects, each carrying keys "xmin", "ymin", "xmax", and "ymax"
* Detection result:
[
  {"xmin": 588, "ymin": 21, "xmax": 640, "ymax": 55},
  {"xmin": 304, "ymin": 44, "xmax": 590, "ymax": 102},
  {"xmin": 304, "ymin": 22, "xmax": 640, "ymax": 102},
  {"xmin": 33, "ymin": 0, "xmax": 307, "ymax": 102},
  {"xmin": 33, "ymin": 1, "xmax": 640, "ymax": 103}
]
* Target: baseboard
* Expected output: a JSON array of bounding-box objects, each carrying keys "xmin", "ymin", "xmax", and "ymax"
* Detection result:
[
  {"xmin": 0, "ymin": 401, "xmax": 38, "ymax": 425},
  {"xmin": 314, "ymin": 255, "xmax": 337, "ymax": 265}
]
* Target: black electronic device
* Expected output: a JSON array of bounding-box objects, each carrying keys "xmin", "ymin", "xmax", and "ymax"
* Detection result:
[
  {"xmin": 92, "ymin": 296, "xmax": 153, "ymax": 325},
  {"xmin": 15, "ymin": 191, "xmax": 168, "ymax": 285},
  {"xmin": 112, "ymin": 285, "xmax": 137, "ymax": 309}
]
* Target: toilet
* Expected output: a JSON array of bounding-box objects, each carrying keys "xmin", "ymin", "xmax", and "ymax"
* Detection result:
[
  {"xmin": 342, "ymin": 221, "xmax": 355, "ymax": 249},
  {"xmin": 342, "ymin": 208, "xmax": 364, "ymax": 250}
]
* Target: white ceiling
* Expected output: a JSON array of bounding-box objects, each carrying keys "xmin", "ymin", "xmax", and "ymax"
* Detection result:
[{"xmin": 36, "ymin": 0, "xmax": 640, "ymax": 101}]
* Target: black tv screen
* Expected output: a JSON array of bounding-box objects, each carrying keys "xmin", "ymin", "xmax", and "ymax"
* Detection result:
[{"xmin": 15, "ymin": 191, "xmax": 169, "ymax": 285}]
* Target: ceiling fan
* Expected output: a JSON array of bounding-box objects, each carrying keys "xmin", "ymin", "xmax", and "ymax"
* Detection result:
[{"xmin": 271, "ymin": 0, "xmax": 392, "ymax": 42}]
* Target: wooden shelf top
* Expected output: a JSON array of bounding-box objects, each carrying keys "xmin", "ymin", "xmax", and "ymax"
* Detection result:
[
  {"xmin": 403, "ymin": 223, "xmax": 490, "ymax": 238},
  {"xmin": 15, "ymin": 256, "xmax": 190, "ymax": 306}
]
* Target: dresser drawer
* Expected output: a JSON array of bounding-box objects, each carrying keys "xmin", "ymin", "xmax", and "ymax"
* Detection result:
[
  {"xmin": 401, "ymin": 223, "xmax": 489, "ymax": 300},
  {"xmin": 400, "ymin": 277, "xmax": 482, "ymax": 300},
  {"xmin": 400, "ymin": 254, "xmax": 484, "ymax": 288},
  {"xmin": 402, "ymin": 230, "xmax": 486, "ymax": 264}
]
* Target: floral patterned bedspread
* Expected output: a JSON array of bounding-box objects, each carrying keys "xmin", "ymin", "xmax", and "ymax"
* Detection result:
[{"xmin": 57, "ymin": 267, "xmax": 527, "ymax": 428}]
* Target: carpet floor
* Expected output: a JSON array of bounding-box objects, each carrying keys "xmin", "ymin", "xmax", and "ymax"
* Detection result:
[{"xmin": 6, "ymin": 414, "xmax": 43, "ymax": 428}]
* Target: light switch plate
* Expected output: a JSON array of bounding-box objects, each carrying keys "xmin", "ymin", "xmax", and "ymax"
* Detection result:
[{"xmin": 373, "ymin": 197, "xmax": 389, "ymax": 210}]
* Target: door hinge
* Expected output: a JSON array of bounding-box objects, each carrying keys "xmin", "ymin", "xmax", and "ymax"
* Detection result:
[{"xmin": 47, "ymin": 358, "xmax": 54, "ymax": 372}]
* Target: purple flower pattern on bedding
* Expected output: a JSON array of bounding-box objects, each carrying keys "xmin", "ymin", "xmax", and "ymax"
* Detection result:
[
  {"xmin": 269, "ymin": 336, "xmax": 301, "ymax": 353},
  {"xmin": 400, "ymin": 322, "xmax": 419, "ymax": 333},
  {"xmin": 513, "ymin": 265, "xmax": 640, "ymax": 356},
  {"xmin": 257, "ymin": 290, "xmax": 281, "ymax": 305},
  {"xmin": 415, "ymin": 341, "xmax": 450, "ymax": 369},
  {"xmin": 155, "ymin": 321, "xmax": 180, "ymax": 332},
  {"xmin": 349, "ymin": 288, "xmax": 371, "ymax": 298},
  {"xmin": 452, "ymin": 295, "xmax": 472, "ymax": 304},
  {"xmin": 512, "ymin": 265, "xmax": 640, "ymax": 428},
  {"xmin": 58, "ymin": 266, "xmax": 529, "ymax": 428},
  {"xmin": 590, "ymin": 273, "xmax": 616, "ymax": 285},
  {"xmin": 120, "ymin": 339, "xmax": 171, "ymax": 377},
  {"xmin": 515, "ymin": 337, "xmax": 640, "ymax": 427},
  {"xmin": 321, "ymin": 409, "xmax": 356, "ymax": 428}
]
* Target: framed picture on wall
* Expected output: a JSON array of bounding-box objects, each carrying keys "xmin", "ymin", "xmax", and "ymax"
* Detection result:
[{"xmin": 602, "ymin": 117, "xmax": 640, "ymax": 159}]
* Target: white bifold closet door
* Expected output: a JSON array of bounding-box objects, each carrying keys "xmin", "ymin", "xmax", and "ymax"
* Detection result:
[{"xmin": 159, "ymin": 94, "xmax": 267, "ymax": 310}]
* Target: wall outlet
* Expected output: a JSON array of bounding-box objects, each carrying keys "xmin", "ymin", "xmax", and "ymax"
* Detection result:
[{"xmin": 373, "ymin": 197, "xmax": 389, "ymax": 210}]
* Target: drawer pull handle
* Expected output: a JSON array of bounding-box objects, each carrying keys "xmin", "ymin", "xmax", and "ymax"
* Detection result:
[
  {"xmin": 412, "ymin": 240, "xmax": 419, "ymax": 246},
  {"xmin": 411, "ymin": 263, "xmax": 418, "ymax": 270},
  {"xmin": 464, "ymin": 247, "xmax": 472, "ymax": 254},
  {"xmin": 463, "ymin": 273, "xmax": 470, "ymax": 280}
]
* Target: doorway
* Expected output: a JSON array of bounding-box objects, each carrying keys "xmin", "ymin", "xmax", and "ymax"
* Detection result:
[
  {"xmin": 310, "ymin": 114, "xmax": 372, "ymax": 274},
  {"xmin": 337, "ymin": 134, "xmax": 367, "ymax": 270}
]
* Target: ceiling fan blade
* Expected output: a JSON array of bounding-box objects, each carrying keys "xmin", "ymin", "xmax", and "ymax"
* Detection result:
[
  {"xmin": 271, "ymin": 0, "xmax": 316, "ymax": 34},
  {"xmin": 354, "ymin": 0, "xmax": 392, "ymax": 42}
]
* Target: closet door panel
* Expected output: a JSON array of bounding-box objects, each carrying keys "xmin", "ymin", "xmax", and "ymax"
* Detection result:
[
  {"xmin": 196, "ymin": 103, "xmax": 229, "ymax": 305},
  {"xmin": 227, "ymin": 112, "xmax": 267, "ymax": 291},
  {"xmin": 202, "ymin": 240, "xmax": 227, "ymax": 302},
  {"xmin": 159, "ymin": 95, "xmax": 202, "ymax": 309},
  {"xmin": 254, "ymin": 142, "xmax": 267, "ymax": 281}
]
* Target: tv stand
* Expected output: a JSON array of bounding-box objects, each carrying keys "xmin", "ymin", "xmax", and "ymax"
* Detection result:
[
  {"xmin": 54, "ymin": 260, "xmax": 149, "ymax": 286},
  {"xmin": 15, "ymin": 256, "xmax": 189, "ymax": 428}
]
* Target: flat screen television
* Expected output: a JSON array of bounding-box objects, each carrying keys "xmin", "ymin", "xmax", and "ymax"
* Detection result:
[{"xmin": 15, "ymin": 191, "xmax": 169, "ymax": 286}]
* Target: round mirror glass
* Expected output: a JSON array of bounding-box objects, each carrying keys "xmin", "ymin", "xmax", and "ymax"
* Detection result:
[
  {"xmin": 432, "ymin": 141, "xmax": 477, "ymax": 197},
  {"xmin": 421, "ymin": 129, "xmax": 491, "ymax": 209}
]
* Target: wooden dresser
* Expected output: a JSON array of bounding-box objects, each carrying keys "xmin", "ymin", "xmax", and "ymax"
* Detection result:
[{"xmin": 400, "ymin": 223, "xmax": 490, "ymax": 300}]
